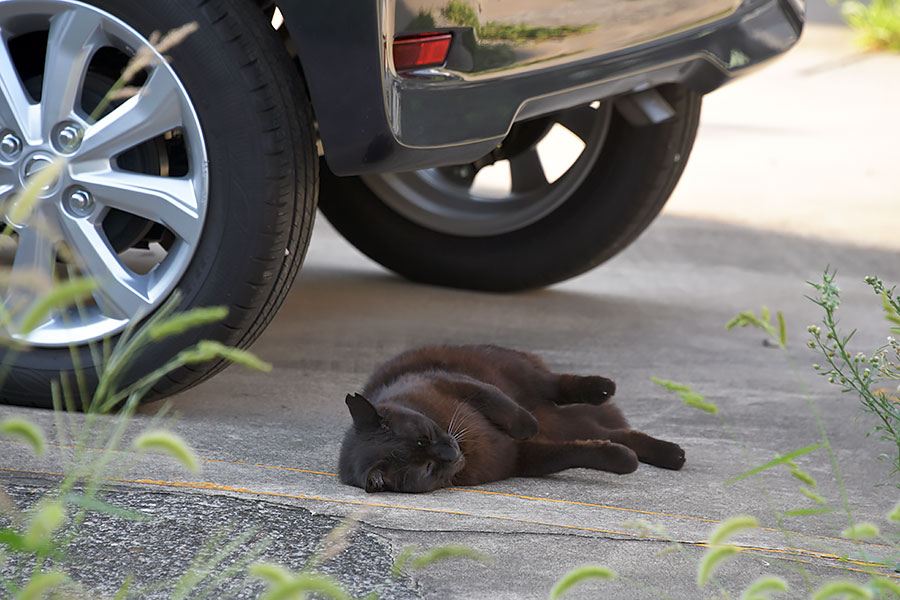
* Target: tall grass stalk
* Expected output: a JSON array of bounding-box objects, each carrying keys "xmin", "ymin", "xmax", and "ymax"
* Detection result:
[
  {"xmin": 582, "ymin": 295, "xmax": 899, "ymax": 598},
  {"xmin": 1, "ymin": 292, "xmax": 274, "ymax": 597},
  {"xmin": 727, "ymin": 300, "xmax": 884, "ymax": 568},
  {"xmin": 0, "ymin": 21, "xmax": 288, "ymax": 599},
  {"xmin": 653, "ymin": 376, "xmax": 817, "ymax": 592}
]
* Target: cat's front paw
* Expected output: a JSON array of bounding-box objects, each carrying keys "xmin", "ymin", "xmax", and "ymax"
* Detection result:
[
  {"xmin": 508, "ymin": 412, "xmax": 539, "ymax": 440},
  {"xmin": 593, "ymin": 376, "xmax": 616, "ymax": 399},
  {"xmin": 647, "ymin": 440, "xmax": 686, "ymax": 471}
]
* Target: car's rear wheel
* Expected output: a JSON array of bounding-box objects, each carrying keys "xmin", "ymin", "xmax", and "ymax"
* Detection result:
[
  {"xmin": 319, "ymin": 85, "xmax": 700, "ymax": 292},
  {"xmin": 0, "ymin": 0, "xmax": 317, "ymax": 407}
]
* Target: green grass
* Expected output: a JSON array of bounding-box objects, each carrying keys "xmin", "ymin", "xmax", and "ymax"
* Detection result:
[
  {"xmin": 477, "ymin": 21, "xmax": 595, "ymax": 43},
  {"xmin": 0, "ymin": 292, "xmax": 274, "ymax": 598},
  {"xmin": 0, "ymin": 21, "xmax": 277, "ymax": 599},
  {"xmin": 440, "ymin": 1, "xmax": 595, "ymax": 43},
  {"xmin": 561, "ymin": 280, "xmax": 900, "ymax": 598},
  {"xmin": 840, "ymin": 0, "xmax": 900, "ymax": 51},
  {"xmin": 440, "ymin": 1, "xmax": 478, "ymax": 29},
  {"xmin": 0, "ymin": 15, "xmax": 493, "ymax": 599}
]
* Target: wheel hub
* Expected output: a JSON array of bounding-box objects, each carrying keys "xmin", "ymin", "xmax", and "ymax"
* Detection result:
[
  {"xmin": 0, "ymin": 0, "xmax": 208, "ymax": 347},
  {"xmin": 20, "ymin": 153, "xmax": 60, "ymax": 194}
]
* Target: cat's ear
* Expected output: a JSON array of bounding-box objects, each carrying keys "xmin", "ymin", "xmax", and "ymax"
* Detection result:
[
  {"xmin": 365, "ymin": 468, "xmax": 385, "ymax": 493},
  {"xmin": 346, "ymin": 393, "xmax": 382, "ymax": 431}
]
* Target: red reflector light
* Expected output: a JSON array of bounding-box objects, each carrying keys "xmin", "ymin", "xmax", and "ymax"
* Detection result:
[{"xmin": 393, "ymin": 32, "xmax": 452, "ymax": 71}]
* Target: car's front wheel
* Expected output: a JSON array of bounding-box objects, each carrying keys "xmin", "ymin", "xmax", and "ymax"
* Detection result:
[
  {"xmin": 319, "ymin": 85, "xmax": 700, "ymax": 292},
  {"xmin": 0, "ymin": 0, "xmax": 317, "ymax": 407}
]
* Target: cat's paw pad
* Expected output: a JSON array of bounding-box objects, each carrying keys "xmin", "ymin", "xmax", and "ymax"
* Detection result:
[
  {"xmin": 508, "ymin": 413, "xmax": 539, "ymax": 440},
  {"xmin": 647, "ymin": 440, "xmax": 686, "ymax": 471}
]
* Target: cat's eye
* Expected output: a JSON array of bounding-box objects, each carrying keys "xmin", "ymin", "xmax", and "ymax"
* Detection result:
[{"xmin": 416, "ymin": 440, "xmax": 426, "ymax": 447}]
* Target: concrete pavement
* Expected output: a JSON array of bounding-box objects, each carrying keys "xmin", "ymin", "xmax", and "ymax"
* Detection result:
[{"xmin": 4, "ymin": 22, "xmax": 900, "ymax": 599}]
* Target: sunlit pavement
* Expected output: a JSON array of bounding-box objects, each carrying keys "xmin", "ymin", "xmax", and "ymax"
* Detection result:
[
  {"xmin": 4, "ymin": 23, "xmax": 900, "ymax": 599},
  {"xmin": 666, "ymin": 24, "xmax": 900, "ymax": 251}
]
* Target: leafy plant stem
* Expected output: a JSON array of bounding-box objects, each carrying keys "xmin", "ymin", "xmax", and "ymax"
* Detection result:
[
  {"xmin": 808, "ymin": 272, "xmax": 900, "ymax": 476},
  {"xmin": 714, "ymin": 413, "xmax": 814, "ymax": 591}
]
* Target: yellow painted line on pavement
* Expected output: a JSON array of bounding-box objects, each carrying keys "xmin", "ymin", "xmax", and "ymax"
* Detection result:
[
  {"xmin": 4, "ymin": 440, "xmax": 895, "ymax": 553},
  {"xmin": 446, "ymin": 486, "xmax": 720, "ymax": 523},
  {"xmin": 443, "ymin": 486, "xmax": 895, "ymax": 552},
  {"xmin": 2, "ymin": 439, "xmax": 339, "ymax": 477},
  {"xmin": 2, "ymin": 466, "xmax": 898, "ymax": 580},
  {"xmin": 199, "ymin": 457, "xmax": 337, "ymax": 477},
  {"xmin": 187, "ymin": 452, "xmax": 900, "ymax": 553}
]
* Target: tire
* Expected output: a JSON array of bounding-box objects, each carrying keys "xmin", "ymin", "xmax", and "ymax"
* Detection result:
[
  {"xmin": 319, "ymin": 84, "xmax": 700, "ymax": 292},
  {"xmin": 0, "ymin": 0, "xmax": 317, "ymax": 407}
]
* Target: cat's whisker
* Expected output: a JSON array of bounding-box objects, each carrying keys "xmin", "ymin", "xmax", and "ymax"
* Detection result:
[
  {"xmin": 448, "ymin": 410, "xmax": 473, "ymax": 443},
  {"xmin": 447, "ymin": 404, "xmax": 462, "ymax": 437},
  {"xmin": 452, "ymin": 424, "xmax": 473, "ymax": 443}
]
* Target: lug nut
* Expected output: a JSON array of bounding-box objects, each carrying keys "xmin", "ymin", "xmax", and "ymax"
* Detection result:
[
  {"xmin": 0, "ymin": 132, "xmax": 22, "ymax": 160},
  {"xmin": 66, "ymin": 189, "xmax": 94, "ymax": 217},
  {"xmin": 55, "ymin": 123, "xmax": 83, "ymax": 154}
]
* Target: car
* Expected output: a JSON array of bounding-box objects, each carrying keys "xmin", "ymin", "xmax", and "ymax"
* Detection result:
[{"xmin": 0, "ymin": 0, "xmax": 803, "ymax": 407}]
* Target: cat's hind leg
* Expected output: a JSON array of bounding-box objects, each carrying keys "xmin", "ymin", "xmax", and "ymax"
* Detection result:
[
  {"xmin": 514, "ymin": 440, "xmax": 638, "ymax": 476},
  {"xmin": 554, "ymin": 374, "xmax": 617, "ymax": 405},
  {"xmin": 606, "ymin": 430, "xmax": 686, "ymax": 470}
]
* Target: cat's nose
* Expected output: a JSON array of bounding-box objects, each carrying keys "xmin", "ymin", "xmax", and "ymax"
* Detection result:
[{"xmin": 436, "ymin": 443, "xmax": 459, "ymax": 462}]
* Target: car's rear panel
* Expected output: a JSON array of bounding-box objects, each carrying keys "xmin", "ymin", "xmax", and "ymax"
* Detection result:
[
  {"xmin": 277, "ymin": 0, "xmax": 803, "ymax": 175},
  {"xmin": 394, "ymin": 0, "xmax": 742, "ymax": 79}
]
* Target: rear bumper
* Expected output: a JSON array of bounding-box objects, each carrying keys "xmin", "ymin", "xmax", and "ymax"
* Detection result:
[{"xmin": 280, "ymin": 0, "xmax": 803, "ymax": 176}]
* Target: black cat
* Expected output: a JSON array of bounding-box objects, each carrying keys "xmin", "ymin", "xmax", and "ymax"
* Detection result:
[{"xmin": 339, "ymin": 345, "xmax": 685, "ymax": 493}]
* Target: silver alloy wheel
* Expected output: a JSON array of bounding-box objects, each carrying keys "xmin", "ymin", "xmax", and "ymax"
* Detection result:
[
  {"xmin": 0, "ymin": 0, "xmax": 208, "ymax": 346},
  {"xmin": 360, "ymin": 101, "xmax": 613, "ymax": 237}
]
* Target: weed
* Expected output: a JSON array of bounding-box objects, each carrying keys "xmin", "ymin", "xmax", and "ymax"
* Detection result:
[
  {"xmin": 839, "ymin": 0, "xmax": 900, "ymax": 51},
  {"xmin": 554, "ymin": 283, "xmax": 900, "ymax": 598},
  {"xmin": 0, "ymin": 20, "xmax": 277, "ymax": 599},
  {"xmin": 807, "ymin": 270, "xmax": 900, "ymax": 478},
  {"xmin": 251, "ymin": 536, "xmax": 489, "ymax": 600},
  {"xmin": 726, "ymin": 306, "xmax": 787, "ymax": 349},
  {"xmin": 0, "ymin": 293, "xmax": 272, "ymax": 598},
  {"xmin": 549, "ymin": 565, "xmax": 616, "ymax": 599}
]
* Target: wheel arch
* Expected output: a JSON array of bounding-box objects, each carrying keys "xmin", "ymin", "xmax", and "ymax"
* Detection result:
[{"xmin": 272, "ymin": 0, "xmax": 390, "ymax": 175}]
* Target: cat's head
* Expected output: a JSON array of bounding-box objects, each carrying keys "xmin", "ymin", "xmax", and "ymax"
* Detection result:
[{"xmin": 339, "ymin": 393, "xmax": 465, "ymax": 493}]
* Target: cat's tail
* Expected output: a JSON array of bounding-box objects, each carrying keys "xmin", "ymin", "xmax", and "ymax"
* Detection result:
[{"xmin": 554, "ymin": 374, "xmax": 616, "ymax": 406}]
